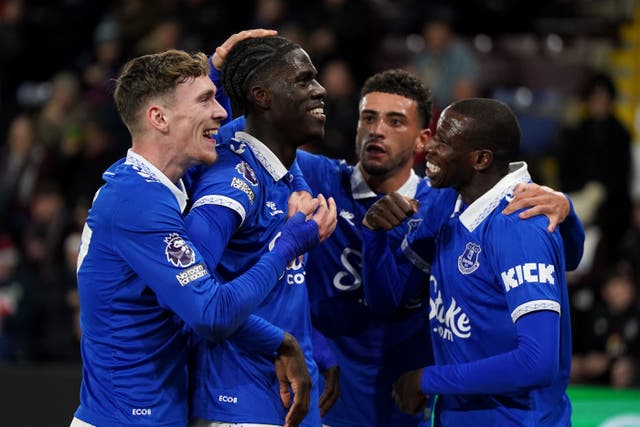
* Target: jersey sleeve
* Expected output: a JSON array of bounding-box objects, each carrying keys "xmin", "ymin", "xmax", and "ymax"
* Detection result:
[
  {"xmin": 227, "ymin": 314, "xmax": 285, "ymax": 356},
  {"xmin": 190, "ymin": 151, "xmax": 257, "ymax": 227},
  {"xmin": 421, "ymin": 310, "xmax": 559, "ymax": 394},
  {"xmin": 208, "ymin": 58, "xmax": 232, "ymax": 125},
  {"xmin": 557, "ymin": 194, "xmax": 585, "ymax": 271},
  {"xmin": 360, "ymin": 226, "xmax": 431, "ymax": 316},
  {"xmin": 490, "ymin": 215, "xmax": 566, "ymax": 323},
  {"xmin": 312, "ymin": 327, "xmax": 338, "ymax": 372},
  {"xmin": 113, "ymin": 184, "xmax": 287, "ymax": 344},
  {"xmin": 289, "ymin": 157, "xmax": 312, "ymax": 194},
  {"xmin": 295, "ymin": 149, "xmax": 347, "ymax": 196}
]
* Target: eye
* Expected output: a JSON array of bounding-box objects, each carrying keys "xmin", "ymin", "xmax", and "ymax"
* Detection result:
[{"xmin": 360, "ymin": 115, "xmax": 375, "ymax": 124}]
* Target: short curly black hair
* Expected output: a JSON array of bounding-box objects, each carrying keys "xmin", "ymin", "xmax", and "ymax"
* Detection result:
[
  {"xmin": 221, "ymin": 36, "xmax": 301, "ymax": 116},
  {"xmin": 361, "ymin": 69, "xmax": 433, "ymax": 129}
]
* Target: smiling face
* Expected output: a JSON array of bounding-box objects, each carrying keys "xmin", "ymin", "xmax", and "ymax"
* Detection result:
[
  {"xmin": 166, "ymin": 74, "xmax": 227, "ymax": 166},
  {"xmin": 356, "ymin": 91, "xmax": 426, "ymax": 180},
  {"xmin": 424, "ymin": 106, "xmax": 476, "ymax": 190},
  {"xmin": 267, "ymin": 48, "xmax": 326, "ymax": 146}
]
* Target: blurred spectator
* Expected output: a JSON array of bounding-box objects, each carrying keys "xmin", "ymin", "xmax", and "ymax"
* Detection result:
[
  {"xmin": 556, "ymin": 72, "xmax": 632, "ymax": 269},
  {"xmin": 53, "ymin": 114, "xmax": 124, "ymax": 207},
  {"xmin": 19, "ymin": 183, "xmax": 79, "ymax": 361},
  {"xmin": 302, "ymin": 58, "xmax": 359, "ymax": 163},
  {"xmin": 571, "ymin": 270, "xmax": 640, "ymax": 388},
  {"xmin": 63, "ymin": 232, "xmax": 82, "ymax": 343},
  {"xmin": 405, "ymin": 5, "xmax": 478, "ymax": 175},
  {"xmin": 407, "ymin": 5, "xmax": 479, "ymax": 113},
  {"xmin": 252, "ymin": 0, "xmax": 288, "ymax": 29},
  {"xmin": 20, "ymin": 182, "xmax": 70, "ymax": 285},
  {"xmin": 0, "ymin": 0, "xmax": 26, "ymax": 130},
  {"xmin": 296, "ymin": 0, "xmax": 379, "ymax": 84},
  {"xmin": 0, "ymin": 233, "xmax": 35, "ymax": 361},
  {"xmin": 0, "ymin": 114, "xmax": 53, "ymax": 238},
  {"xmin": 135, "ymin": 18, "xmax": 183, "ymax": 55},
  {"xmin": 621, "ymin": 200, "xmax": 640, "ymax": 289},
  {"xmin": 36, "ymin": 71, "xmax": 85, "ymax": 149}
]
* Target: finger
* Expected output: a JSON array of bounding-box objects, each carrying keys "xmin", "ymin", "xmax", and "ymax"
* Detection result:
[
  {"xmin": 389, "ymin": 193, "xmax": 415, "ymax": 215},
  {"xmin": 547, "ymin": 218, "xmax": 559, "ymax": 233},
  {"xmin": 386, "ymin": 198, "xmax": 413, "ymax": 223},
  {"xmin": 313, "ymin": 195, "xmax": 334, "ymax": 241},
  {"xmin": 298, "ymin": 197, "xmax": 320, "ymax": 217},
  {"xmin": 503, "ymin": 194, "xmax": 546, "ymax": 214},
  {"xmin": 285, "ymin": 382, "xmax": 310, "ymax": 427},
  {"xmin": 279, "ymin": 382, "xmax": 292, "ymax": 409}
]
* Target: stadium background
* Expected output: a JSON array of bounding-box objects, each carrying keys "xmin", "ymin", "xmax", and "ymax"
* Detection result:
[{"xmin": 0, "ymin": 0, "xmax": 639, "ymax": 425}]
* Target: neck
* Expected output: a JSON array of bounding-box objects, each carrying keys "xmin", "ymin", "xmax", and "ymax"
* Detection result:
[
  {"xmin": 357, "ymin": 162, "xmax": 413, "ymax": 195},
  {"xmin": 458, "ymin": 167, "xmax": 508, "ymax": 205},
  {"xmin": 131, "ymin": 139, "xmax": 187, "ymax": 183},
  {"xmin": 245, "ymin": 119, "xmax": 298, "ymax": 168}
]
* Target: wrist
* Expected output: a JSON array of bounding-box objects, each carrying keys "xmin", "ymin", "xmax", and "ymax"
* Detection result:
[{"xmin": 277, "ymin": 332, "xmax": 300, "ymax": 357}]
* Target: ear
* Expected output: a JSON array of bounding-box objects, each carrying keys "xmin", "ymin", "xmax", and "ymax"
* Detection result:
[
  {"xmin": 415, "ymin": 128, "xmax": 432, "ymax": 154},
  {"xmin": 473, "ymin": 149, "xmax": 493, "ymax": 171},
  {"xmin": 250, "ymin": 85, "xmax": 271, "ymax": 110},
  {"xmin": 147, "ymin": 105, "xmax": 169, "ymax": 133}
]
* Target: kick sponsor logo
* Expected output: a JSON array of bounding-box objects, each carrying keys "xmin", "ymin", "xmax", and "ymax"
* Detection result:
[{"xmin": 501, "ymin": 263, "xmax": 556, "ymax": 292}]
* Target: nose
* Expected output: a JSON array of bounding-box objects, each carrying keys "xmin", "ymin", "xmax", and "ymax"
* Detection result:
[
  {"xmin": 310, "ymin": 80, "xmax": 326, "ymax": 100},
  {"xmin": 370, "ymin": 117, "xmax": 385, "ymax": 136},
  {"xmin": 211, "ymin": 98, "xmax": 228, "ymax": 122}
]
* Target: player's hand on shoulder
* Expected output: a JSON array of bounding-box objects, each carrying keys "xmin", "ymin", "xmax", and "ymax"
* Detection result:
[
  {"xmin": 393, "ymin": 368, "xmax": 429, "ymax": 415},
  {"xmin": 363, "ymin": 192, "xmax": 418, "ymax": 230},
  {"xmin": 212, "ymin": 28, "xmax": 278, "ymax": 70},
  {"xmin": 502, "ymin": 183, "xmax": 569, "ymax": 232}
]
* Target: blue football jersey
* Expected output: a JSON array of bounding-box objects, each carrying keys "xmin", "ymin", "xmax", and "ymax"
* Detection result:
[
  {"xmin": 297, "ymin": 150, "xmax": 455, "ymax": 427},
  {"xmin": 411, "ymin": 163, "xmax": 572, "ymax": 426},
  {"xmin": 74, "ymin": 151, "xmax": 220, "ymax": 427},
  {"xmin": 188, "ymin": 132, "xmax": 321, "ymax": 426}
]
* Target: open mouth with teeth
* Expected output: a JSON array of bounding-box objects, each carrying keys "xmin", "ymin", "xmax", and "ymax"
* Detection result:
[
  {"xmin": 202, "ymin": 128, "xmax": 218, "ymax": 140},
  {"xmin": 425, "ymin": 160, "xmax": 440, "ymax": 177},
  {"xmin": 308, "ymin": 106, "xmax": 326, "ymax": 119}
]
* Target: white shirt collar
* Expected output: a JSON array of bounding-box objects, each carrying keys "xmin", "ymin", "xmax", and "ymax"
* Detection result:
[
  {"xmin": 350, "ymin": 164, "xmax": 420, "ymax": 200},
  {"xmin": 233, "ymin": 131, "xmax": 289, "ymax": 181},
  {"xmin": 458, "ymin": 161, "xmax": 531, "ymax": 232},
  {"xmin": 125, "ymin": 149, "xmax": 188, "ymax": 213}
]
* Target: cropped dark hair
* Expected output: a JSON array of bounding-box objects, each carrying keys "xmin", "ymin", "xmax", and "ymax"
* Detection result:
[
  {"xmin": 221, "ymin": 36, "xmax": 300, "ymax": 115},
  {"xmin": 114, "ymin": 49, "xmax": 209, "ymax": 134},
  {"xmin": 361, "ymin": 69, "xmax": 433, "ymax": 129},
  {"xmin": 448, "ymin": 98, "xmax": 520, "ymax": 164}
]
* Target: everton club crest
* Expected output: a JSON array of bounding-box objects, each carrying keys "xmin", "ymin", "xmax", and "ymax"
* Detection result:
[
  {"xmin": 235, "ymin": 161, "xmax": 258, "ymax": 186},
  {"xmin": 164, "ymin": 233, "xmax": 196, "ymax": 267},
  {"xmin": 458, "ymin": 242, "xmax": 481, "ymax": 274}
]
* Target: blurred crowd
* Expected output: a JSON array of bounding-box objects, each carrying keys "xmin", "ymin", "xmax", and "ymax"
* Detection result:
[{"xmin": 0, "ymin": 0, "xmax": 639, "ymax": 389}]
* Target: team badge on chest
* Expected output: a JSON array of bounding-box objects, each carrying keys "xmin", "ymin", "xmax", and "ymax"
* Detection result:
[
  {"xmin": 458, "ymin": 242, "xmax": 481, "ymax": 274},
  {"xmin": 235, "ymin": 161, "xmax": 258, "ymax": 186}
]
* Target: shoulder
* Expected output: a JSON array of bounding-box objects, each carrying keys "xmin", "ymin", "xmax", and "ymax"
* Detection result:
[
  {"xmin": 488, "ymin": 199, "xmax": 560, "ymax": 245},
  {"xmin": 296, "ymin": 149, "xmax": 347, "ymax": 173}
]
